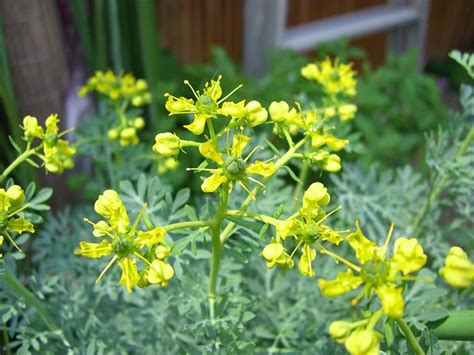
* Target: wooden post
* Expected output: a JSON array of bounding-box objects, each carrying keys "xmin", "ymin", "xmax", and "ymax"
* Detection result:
[{"xmin": 243, "ymin": 0, "xmax": 287, "ymax": 77}]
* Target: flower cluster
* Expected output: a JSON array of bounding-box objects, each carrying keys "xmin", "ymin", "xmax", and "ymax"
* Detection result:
[
  {"xmin": 21, "ymin": 114, "xmax": 76, "ymax": 173},
  {"xmin": 0, "ymin": 185, "xmax": 34, "ymax": 256},
  {"xmin": 319, "ymin": 222, "xmax": 427, "ymax": 318},
  {"xmin": 301, "ymin": 57, "xmax": 356, "ymax": 97},
  {"xmin": 164, "ymin": 75, "xmax": 267, "ymax": 135},
  {"xmin": 79, "ymin": 70, "xmax": 152, "ymax": 106},
  {"xmin": 75, "ymin": 190, "xmax": 174, "ymax": 292},
  {"xmin": 79, "ymin": 71, "xmax": 151, "ymax": 146},
  {"xmin": 260, "ymin": 182, "xmax": 343, "ymax": 276}
]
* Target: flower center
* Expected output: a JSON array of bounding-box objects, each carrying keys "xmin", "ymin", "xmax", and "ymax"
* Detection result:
[
  {"xmin": 196, "ymin": 94, "xmax": 217, "ymax": 114},
  {"xmin": 112, "ymin": 235, "xmax": 133, "ymax": 257},
  {"xmin": 360, "ymin": 259, "xmax": 389, "ymax": 287},
  {"xmin": 223, "ymin": 157, "xmax": 246, "ymax": 179}
]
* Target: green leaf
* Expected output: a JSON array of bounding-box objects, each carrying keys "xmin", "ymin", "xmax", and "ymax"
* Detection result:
[{"xmin": 225, "ymin": 215, "xmax": 262, "ymax": 231}]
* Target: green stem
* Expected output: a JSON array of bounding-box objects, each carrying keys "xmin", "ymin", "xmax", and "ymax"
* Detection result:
[
  {"xmin": 164, "ymin": 220, "xmax": 212, "ymax": 232},
  {"xmin": 395, "ymin": 318, "xmax": 425, "ymax": 355},
  {"xmin": 220, "ymin": 137, "xmax": 308, "ymax": 243},
  {"xmin": 428, "ymin": 310, "xmax": 474, "ymax": 341},
  {"xmin": 412, "ymin": 126, "xmax": 474, "ymax": 237},
  {"xmin": 2, "ymin": 269, "xmax": 58, "ymax": 332},
  {"xmin": 208, "ymin": 182, "xmax": 229, "ymax": 320},
  {"xmin": 2, "ymin": 324, "xmax": 11, "ymax": 355},
  {"xmin": 225, "ymin": 210, "xmax": 280, "ymax": 225},
  {"xmin": 294, "ymin": 161, "xmax": 309, "ymax": 198},
  {"xmin": 0, "ymin": 148, "xmax": 35, "ymax": 184}
]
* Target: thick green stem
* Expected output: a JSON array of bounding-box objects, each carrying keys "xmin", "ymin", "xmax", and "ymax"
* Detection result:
[
  {"xmin": 428, "ymin": 310, "xmax": 474, "ymax": 341},
  {"xmin": 2, "ymin": 269, "xmax": 58, "ymax": 332},
  {"xmin": 412, "ymin": 126, "xmax": 474, "ymax": 237},
  {"xmin": 220, "ymin": 137, "xmax": 308, "ymax": 243},
  {"xmin": 208, "ymin": 183, "xmax": 229, "ymax": 320},
  {"xmin": 0, "ymin": 148, "xmax": 35, "ymax": 184},
  {"xmin": 395, "ymin": 318, "xmax": 425, "ymax": 355}
]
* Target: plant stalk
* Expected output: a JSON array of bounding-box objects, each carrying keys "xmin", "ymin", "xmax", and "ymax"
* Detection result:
[
  {"xmin": 0, "ymin": 149, "xmax": 35, "ymax": 184},
  {"xmin": 2, "ymin": 268, "xmax": 58, "ymax": 332},
  {"xmin": 395, "ymin": 318, "xmax": 425, "ymax": 355},
  {"xmin": 208, "ymin": 182, "xmax": 229, "ymax": 321}
]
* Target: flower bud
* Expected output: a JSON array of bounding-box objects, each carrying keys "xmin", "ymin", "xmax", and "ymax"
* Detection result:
[
  {"xmin": 153, "ymin": 133, "xmax": 181, "ymax": 157},
  {"xmin": 439, "ymin": 246, "xmax": 474, "ymax": 288},
  {"xmin": 338, "ymin": 104, "xmax": 357, "ymax": 121},
  {"xmin": 6, "ymin": 185, "xmax": 25, "ymax": 209},
  {"xmin": 22, "ymin": 115, "xmax": 44, "ymax": 139},
  {"xmin": 328, "ymin": 321, "xmax": 353, "ymax": 343},
  {"xmin": 120, "ymin": 127, "xmax": 138, "ymax": 146},
  {"xmin": 132, "ymin": 96, "xmax": 144, "ymax": 107},
  {"xmin": 148, "ymin": 259, "xmax": 174, "ymax": 287},
  {"xmin": 323, "ymin": 154, "xmax": 341, "ymax": 172},
  {"xmin": 134, "ymin": 117, "xmax": 145, "ymax": 129},
  {"xmin": 155, "ymin": 245, "xmax": 171, "ymax": 260},
  {"xmin": 345, "ymin": 329, "xmax": 379, "ymax": 355},
  {"xmin": 107, "ymin": 128, "xmax": 119, "ymax": 140},
  {"xmin": 245, "ymin": 100, "xmax": 267, "ymax": 127},
  {"xmin": 269, "ymin": 101, "xmax": 289, "ymax": 122}
]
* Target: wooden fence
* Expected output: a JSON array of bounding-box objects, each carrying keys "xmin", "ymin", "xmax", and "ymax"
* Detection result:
[{"xmin": 156, "ymin": 0, "xmax": 474, "ymax": 67}]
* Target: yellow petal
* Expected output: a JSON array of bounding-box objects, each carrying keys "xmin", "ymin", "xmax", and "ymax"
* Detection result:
[
  {"xmin": 74, "ymin": 240, "xmax": 113, "ymax": 258},
  {"xmin": 201, "ymin": 173, "xmax": 227, "ymax": 193},
  {"xmin": 118, "ymin": 257, "xmax": 140, "ymax": 293},
  {"xmin": 439, "ymin": 246, "xmax": 474, "ymax": 288},
  {"xmin": 246, "ymin": 161, "xmax": 275, "ymax": 177},
  {"xmin": 199, "ymin": 140, "xmax": 224, "ymax": 164},
  {"xmin": 346, "ymin": 221, "xmax": 376, "ymax": 264},
  {"xmin": 231, "ymin": 133, "xmax": 250, "ymax": 158},
  {"xmin": 135, "ymin": 227, "xmax": 166, "ymax": 248},
  {"xmin": 345, "ymin": 329, "xmax": 379, "ymax": 355},
  {"xmin": 376, "ymin": 285, "xmax": 404, "ymax": 319},
  {"xmin": 184, "ymin": 114, "xmax": 209, "ymax": 135},
  {"xmin": 318, "ymin": 269, "xmax": 363, "ymax": 297}
]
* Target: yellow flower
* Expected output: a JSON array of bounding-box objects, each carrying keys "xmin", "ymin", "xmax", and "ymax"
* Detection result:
[
  {"xmin": 164, "ymin": 76, "xmax": 243, "ymax": 135},
  {"xmin": 43, "ymin": 140, "xmax": 76, "ymax": 173},
  {"xmin": 261, "ymin": 241, "xmax": 293, "ymax": 269},
  {"xmin": 196, "ymin": 133, "xmax": 275, "ymax": 193},
  {"xmin": 390, "ymin": 238, "xmax": 427, "ymax": 275},
  {"xmin": 298, "ymin": 244, "xmax": 316, "ymax": 277},
  {"xmin": 148, "ymin": 259, "xmax": 174, "ymax": 287},
  {"xmin": 133, "ymin": 117, "xmax": 146, "ymax": 129},
  {"xmin": 120, "ymin": 127, "xmax": 139, "ymax": 146},
  {"xmin": 439, "ymin": 246, "xmax": 474, "ymax": 288},
  {"xmin": 22, "ymin": 116, "xmax": 44, "ymax": 140},
  {"xmin": 344, "ymin": 329, "xmax": 379, "ymax": 355},
  {"xmin": 77, "ymin": 190, "xmax": 173, "ymax": 293},
  {"xmin": 244, "ymin": 100, "xmax": 268, "ymax": 127},
  {"xmin": 301, "ymin": 58, "xmax": 357, "ymax": 97},
  {"xmin": 338, "ymin": 103, "xmax": 357, "ymax": 121},
  {"xmin": 376, "ymin": 284, "xmax": 404, "ymax": 319},
  {"xmin": 346, "ymin": 221, "xmax": 377, "ymax": 264},
  {"xmin": 322, "ymin": 154, "xmax": 342, "ymax": 173},
  {"xmin": 311, "ymin": 133, "xmax": 348, "ymax": 151},
  {"xmin": 318, "ymin": 269, "xmax": 363, "ymax": 297},
  {"xmin": 329, "ymin": 320, "xmax": 354, "ymax": 343},
  {"xmin": 153, "ymin": 133, "xmax": 181, "ymax": 157},
  {"xmin": 301, "ymin": 182, "xmax": 330, "ymax": 218}
]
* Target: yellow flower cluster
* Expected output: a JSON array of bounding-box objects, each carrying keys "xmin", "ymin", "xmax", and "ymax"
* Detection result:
[
  {"xmin": 75, "ymin": 190, "xmax": 174, "ymax": 292},
  {"xmin": 164, "ymin": 75, "xmax": 267, "ymax": 135},
  {"xmin": 439, "ymin": 246, "xmax": 474, "ymax": 288},
  {"xmin": 301, "ymin": 58, "xmax": 357, "ymax": 97},
  {"xmin": 0, "ymin": 185, "xmax": 34, "ymax": 255},
  {"xmin": 108, "ymin": 116, "xmax": 145, "ymax": 147},
  {"xmin": 260, "ymin": 182, "xmax": 343, "ymax": 277},
  {"xmin": 79, "ymin": 70, "xmax": 152, "ymax": 106},
  {"xmin": 21, "ymin": 114, "xmax": 76, "ymax": 173},
  {"xmin": 329, "ymin": 320, "xmax": 380, "ymax": 355},
  {"xmin": 318, "ymin": 222, "xmax": 427, "ymax": 319}
]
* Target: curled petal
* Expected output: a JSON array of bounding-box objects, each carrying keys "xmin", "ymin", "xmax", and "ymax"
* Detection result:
[
  {"xmin": 231, "ymin": 133, "xmax": 250, "ymax": 158},
  {"xmin": 135, "ymin": 227, "xmax": 166, "ymax": 248},
  {"xmin": 390, "ymin": 237, "xmax": 427, "ymax": 275},
  {"xmin": 246, "ymin": 161, "xmax": 275, "ymax": 177},
  {"xmin": 201, "ymin": 173, "xmax": 227, "ymax": 193},
  {"xmin": 199, "ymin": 140, "xmax": 224, "ymax": 164},
  {"xmin": 318, "ymin": 269, "xmax": 363, "ymax": 297},
  {"xmin": 148, "ymin": 259, "xmax": 174, "ymax": 287},
  {"xmin": 184, "ymin": 114, "xmax": 209, "ymax": 135},
  {"xmin": 74, "ymin": 240, "xmax": 113, "ymax": 258},
  {"xmin": 118, "ymin": 257, "xmax": 140, "ymax": 293}
]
